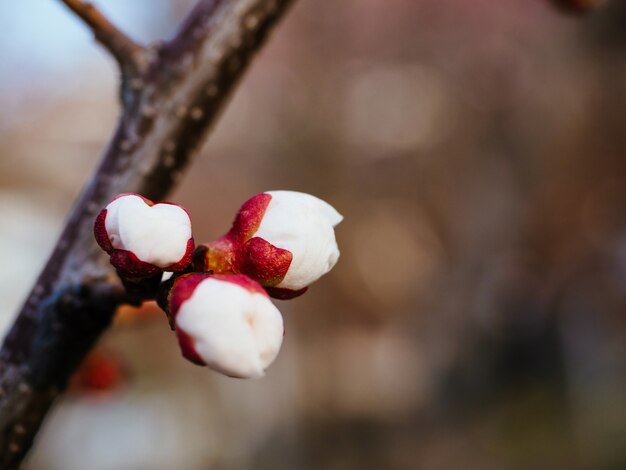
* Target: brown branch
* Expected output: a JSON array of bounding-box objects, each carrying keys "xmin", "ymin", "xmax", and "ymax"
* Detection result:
[
  {"xmin": 0, "ymin": 0, "xmax": 295, "ymax": 467},
  {"xmin": 60, "ymin": 0, "xmax": 147, "ymax": 75}
]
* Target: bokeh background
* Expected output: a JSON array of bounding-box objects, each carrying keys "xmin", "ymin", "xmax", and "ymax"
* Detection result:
[{"xmin": 1, "ymin": 0, "xmax": 625, "ymax": 468}]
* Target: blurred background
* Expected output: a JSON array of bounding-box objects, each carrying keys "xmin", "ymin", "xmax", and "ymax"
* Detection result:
[{"xmin": 1, "ymin": 0, "xmax": 625, "ymax": 468}]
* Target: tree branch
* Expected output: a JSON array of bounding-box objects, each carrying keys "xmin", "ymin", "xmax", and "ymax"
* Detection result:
[
  {"xmin": 0, "ymin": 0, "xmax": 295, "ymax": 467},
  {"xmin": 60, "ymin": 0, "xmax": 147, "ymax": 75}
]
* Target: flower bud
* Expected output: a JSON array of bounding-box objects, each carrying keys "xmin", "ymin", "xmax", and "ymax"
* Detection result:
[
  {"xmin": 167, "ymin": 273, "xmax": 284, "ymax": 378},
  {"xmin": 94, "ymin": 193, "xmax": 194, "ymax": 278},
  {"xmin": 195, "ymin": 191, "xmax": 342, "ymax": 299}
]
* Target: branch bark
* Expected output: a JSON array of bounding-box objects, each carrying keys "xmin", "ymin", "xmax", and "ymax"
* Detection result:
[{"xmin": 0, "ymin": 0, "xmax": 294, "ymax": 467}]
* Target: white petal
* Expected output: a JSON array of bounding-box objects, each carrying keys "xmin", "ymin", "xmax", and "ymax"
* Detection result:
[
  {"xmin": 105, "ymin": 195, "xmax": 192, "ymax": 268},
  {"xmin": 266, "ymin": 191, "xmax": 343, "ymax": 227},
  {"xmin": 175, "ymin": 278, "xmax": 284, "ymax": 379},
  {"xmin": 254, "ymin": 191, "xmax": 342, "ymax": 290}
]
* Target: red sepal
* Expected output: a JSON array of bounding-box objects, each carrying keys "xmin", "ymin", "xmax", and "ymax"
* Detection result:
[
  {"xmin": 237, "ymin": 237, "xmax": 292, "ymax": 287},
  {"xmin": 110, "ymin": 249, "xmax": 162, "ymax": 279},
  {"xmin": 229, "ymin": 193, "xmax": 272, "ymax": 242},
  {"xmin": 176, "ymin": 329, "xmax": 205, "ymax": 366},
  {"xmin": 94, "ymin": 209, "xmax": 112, "ymax": 253},
  {"xmin": 265, "ymin": 285, "xmax": 308, "ymax": 300}
]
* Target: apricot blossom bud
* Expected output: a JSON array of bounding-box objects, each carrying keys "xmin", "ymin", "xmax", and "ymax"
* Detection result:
[
  {"xmin": 195, "ymin": 191, "xmax": 342, "ymax": 299},
  {"xmin": 166, "ymin": 273, "xmax": 284, "ymax": 378},
  {"xmin": 94, "ymin": 193, "xmax": 194, "ymax": 278}
]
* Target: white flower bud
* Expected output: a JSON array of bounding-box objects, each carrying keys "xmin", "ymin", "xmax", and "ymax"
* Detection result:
[
  {"xmin": 171, "ymin": 274, "xmax": 284, "ymax": 379},
  {"xmin": 95, "ymin": 194, "xmax": 194, "ymax": 275},
  {"xmin": 254, "ymin": 191, "xmax": 342, "ymax": 290}
]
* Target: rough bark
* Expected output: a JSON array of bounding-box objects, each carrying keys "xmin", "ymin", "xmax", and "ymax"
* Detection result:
[{"xmin": 0, "ymin": 0, "xmax": 294, "ymax": 467}]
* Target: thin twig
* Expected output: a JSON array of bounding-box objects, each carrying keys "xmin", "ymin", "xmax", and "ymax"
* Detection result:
[{"xmin": 59, "ymin": 0, "xmax": 147, "ymax": 74}]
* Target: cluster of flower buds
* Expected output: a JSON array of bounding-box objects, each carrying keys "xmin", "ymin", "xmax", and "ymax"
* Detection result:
[{"xmin": 95, "ymin": 190, "xmax": 342, "ymax": 378}]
